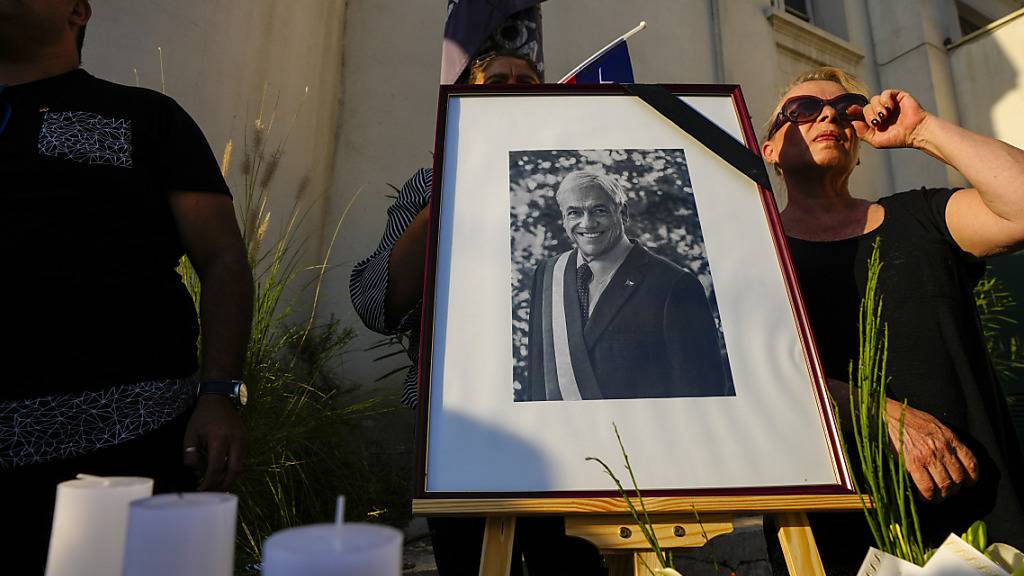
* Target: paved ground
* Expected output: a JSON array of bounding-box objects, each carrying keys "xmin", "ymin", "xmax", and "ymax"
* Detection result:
[
  {"xmin": 403, "ymin": 536, "xmax": 440, "ymax": 575},
  {"xmin": 401, "ymin": 516, "xmax": 776, "ymax": 575}
]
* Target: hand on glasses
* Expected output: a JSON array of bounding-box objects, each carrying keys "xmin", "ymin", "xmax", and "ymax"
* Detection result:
[
  {"xmin": 851, "ymin": 89, "xmax": 931, "ymax": 151},
  {"xmin": 768, "ymin": 89, "xmax": 930, "ymax": 151}
]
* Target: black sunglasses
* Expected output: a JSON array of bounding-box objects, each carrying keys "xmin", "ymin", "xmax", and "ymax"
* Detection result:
[{"xmin": 767, "ymin": 93, "xmax": 869, "ymax": 138}]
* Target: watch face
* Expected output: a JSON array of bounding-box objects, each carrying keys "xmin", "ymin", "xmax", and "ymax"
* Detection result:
[{"xmin": 237, "ymin": 382, "xmax": 248, "ymax": 407}]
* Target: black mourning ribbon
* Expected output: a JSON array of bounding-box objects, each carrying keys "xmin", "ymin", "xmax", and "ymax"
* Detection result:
[
  {"xmin": 577, "ymin": 262, "xmax": 593, "ymax": 325},
  {"xmin": 622, "ymin": 84, "xmax": 772, "ymax": 191}
]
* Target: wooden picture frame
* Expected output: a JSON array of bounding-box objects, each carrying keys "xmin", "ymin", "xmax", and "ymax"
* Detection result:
[{"xmin": 414, "ymin": 84, "xmax": 854, "ymax": 506}]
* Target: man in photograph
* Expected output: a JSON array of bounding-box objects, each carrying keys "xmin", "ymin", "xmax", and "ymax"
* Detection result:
[{"xmin": 523, "ymin": 170, "xmax": 730, "ymax": 401}]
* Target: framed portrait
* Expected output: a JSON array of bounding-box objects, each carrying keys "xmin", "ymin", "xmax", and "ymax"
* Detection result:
[{"xmin": 415, "ymin": 84, "xmax": 852, "ymax": 500}]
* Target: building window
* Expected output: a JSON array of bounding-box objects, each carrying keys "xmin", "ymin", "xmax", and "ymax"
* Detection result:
[
  {"xmin": 775, "ymin": 0, "xmax": 849, "ymax": 40},
  {"xmin": 784, "ymin": 0, "xmax": 813, "ymax": 22},
  {"xmin": 955, "ymin": 1, "xmax": 990, "ymax": 36}
]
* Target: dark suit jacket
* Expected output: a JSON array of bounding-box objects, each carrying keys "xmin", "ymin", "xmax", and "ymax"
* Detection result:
[{"xmin": 524, "ymin": 243, "xmax": 732, "ymax": 400}]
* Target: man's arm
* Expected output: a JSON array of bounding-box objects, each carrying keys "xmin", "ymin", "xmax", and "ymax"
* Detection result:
[{"xmin": 169, "ymin": 191, "xmax": 253, "ymax": 490}]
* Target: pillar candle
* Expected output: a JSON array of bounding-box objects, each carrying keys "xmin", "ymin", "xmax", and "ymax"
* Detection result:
[
  {"xmin": 122, "ymin": 492, "xmax": 237, "ymax": 576},
  {"xmin": 261, "ymin": 523, "xmax": 403, "ymax": 576},
  {"xmin": 45, "ymin": 475, "xmax": 154, "ymax": 576}
]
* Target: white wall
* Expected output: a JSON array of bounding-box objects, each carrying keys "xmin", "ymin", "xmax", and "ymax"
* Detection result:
[{"xmin": 950, "ymin": 8, "xmax": 1024, "ymax": 149}]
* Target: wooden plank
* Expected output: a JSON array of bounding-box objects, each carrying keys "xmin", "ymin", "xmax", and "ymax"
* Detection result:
[
  {"xmin": 479, "ymin": 516, "xmax": 516, "ymax": 576},
  {"xmin": 413, "ymin": 494, "xmax": 868, "ymax": 515},
  {"xmin": 565, "ymin": 514, "xmax": 734, "ymax": 550},
  {"xmin": 775, "ymin": 511, "xmax": 825, "ymax": 576},
  {"xmin": 634, "ymin": 551, "xmax": 661, "ymax": 576}
]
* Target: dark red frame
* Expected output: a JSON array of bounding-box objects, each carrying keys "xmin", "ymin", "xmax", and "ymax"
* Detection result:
[{"xmin": 413, "ymin": 83, "xmax": 852, "ymax": 500}]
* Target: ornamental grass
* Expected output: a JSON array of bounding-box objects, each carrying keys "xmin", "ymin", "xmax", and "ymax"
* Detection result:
[{"xmin": 844, "ymin": 237, "xmax": 928, "ymax": 565}]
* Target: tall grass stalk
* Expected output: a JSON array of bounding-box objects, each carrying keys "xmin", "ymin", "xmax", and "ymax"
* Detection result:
[
  {"xmin": 587, "ymin": 423, "xmax": 675, "ymax": 574},
  {"xmin": 846, "ymin": 238, "xmax": 927, "ymax": 565}
]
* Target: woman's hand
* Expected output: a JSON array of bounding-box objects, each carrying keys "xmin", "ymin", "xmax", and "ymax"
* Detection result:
[
  {"xmin": 850, "ymin": 89, "xmax": 931, "ymax": 150},
  {"xmin": 886, "ymin": 399, "xmax": 979, "ymax": 502}
]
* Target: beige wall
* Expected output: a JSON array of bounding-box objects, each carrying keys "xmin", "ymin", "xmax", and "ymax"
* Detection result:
[
  {"xmin": 81, "ymin": 0, "xmax": 1024, "ymax": 394},
  {"xmin": 949, "ymin": 8, "xmax": 1024, "ymax": 149},
  {"xmin": 86, "ymin": 0, "xmax": 347, "ymax": 247}
]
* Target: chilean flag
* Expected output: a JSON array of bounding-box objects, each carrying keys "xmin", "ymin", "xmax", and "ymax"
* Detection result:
[{"xmin": 559, "ymin": 21, "xmax": 645, "ymax": 84}]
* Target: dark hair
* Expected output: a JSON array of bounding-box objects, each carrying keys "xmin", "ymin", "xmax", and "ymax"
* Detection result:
[{"xmin": 76, "ymin": 24, "xmax": 86, "ymax": 61}]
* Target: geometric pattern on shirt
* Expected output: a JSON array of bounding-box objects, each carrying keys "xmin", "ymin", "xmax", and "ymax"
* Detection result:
[
  {"xmin": 0, "ymin": 374, "xmax": 196, "ymax": 469},
  {"xmin": 38, "ymin": 111, "xmax": 133, "ymax": 167}
]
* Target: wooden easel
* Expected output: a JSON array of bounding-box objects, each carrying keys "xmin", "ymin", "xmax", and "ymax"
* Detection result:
[{"xmin": 414, "ymin": 494, "xmax": 866, "ymax": 576}]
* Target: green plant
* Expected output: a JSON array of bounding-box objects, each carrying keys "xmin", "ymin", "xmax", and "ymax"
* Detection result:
[
  {"xmin": 845, "ymin": 238, "xmax": 927, "ymax": 565},
  {"xmin": 587, "ymin": 423, "xmax": 681, "ymax": 576},
  {"xmin": 961, "ymin": 520, "xmax": 988, "ymax": 554},
  {"xmin": 366, "ymin": 333, "xmax": 415, "ymax": 383},
  {"xmin": 974, "ymin": 271, "xmax": 1024, "ymax": 381},
  {"xmin": 843, "ymin": 247, "xmax": 1024, "ymax": 566}
]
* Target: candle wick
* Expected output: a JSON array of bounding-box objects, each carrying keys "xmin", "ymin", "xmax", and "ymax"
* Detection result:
[{"xmin": 75, "ymin": 473, "xmax": 110, "ymax": 486}]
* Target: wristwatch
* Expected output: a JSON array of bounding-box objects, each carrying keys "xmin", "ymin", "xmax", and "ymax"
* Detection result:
[{"xmin": 198, "ymin": 379, "xmax": 248, "ymax": 409}]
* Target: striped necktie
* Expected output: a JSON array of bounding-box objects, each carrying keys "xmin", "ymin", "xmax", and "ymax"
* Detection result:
[{"xmin": 577, "ymin": 262, "xmax": 593, "ymax": 324}]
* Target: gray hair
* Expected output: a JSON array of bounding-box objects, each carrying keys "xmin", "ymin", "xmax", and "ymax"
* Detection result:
[{"xmin": 555, "ymin": 170, "xmax": 627, "ymax": 207}]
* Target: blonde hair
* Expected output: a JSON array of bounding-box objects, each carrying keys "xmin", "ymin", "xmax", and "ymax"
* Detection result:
[
  {"xmin": 763, "ymin": 66, "xmax": 869, "ymax": 139},
  {"xmin": 466, "ymin": 54, "xmax": 498, "ymax": 84},
  {"xmin": 466, "ymin": 54, "xmax": 540, "ymax": 85}
]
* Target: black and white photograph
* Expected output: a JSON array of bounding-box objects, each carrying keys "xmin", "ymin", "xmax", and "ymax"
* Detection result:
[
  {"xmin": 509, "ymin": 149, "xmax": 735, "ymax": 402},
  {"xmin": 420, "ymin": 87, "xmax": 847, "ymax": 496}
]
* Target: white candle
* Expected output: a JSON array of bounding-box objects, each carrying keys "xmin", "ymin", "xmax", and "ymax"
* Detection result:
[
  {"xmin": 262, "ymin": 523, "xmax": 403, "ymax": 576},
  {"xmin": 122, "ymin": 492, "xmax": 237, "ymax": 576},
  {"xmin": 45, "ymin": 475, "xmax": 153, "ymax": 576}
]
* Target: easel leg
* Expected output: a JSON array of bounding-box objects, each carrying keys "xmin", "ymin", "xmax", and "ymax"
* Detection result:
[
  {"xmin": 604, "ymin": 551, "xmax": 661, "ymax": 576},
  {"xmin": 479, "ymin": 516, "xmax": 516, "ymax": 576},
  {"xmin": 633, "ymin": 551, "xmax": 660, "ymax": 576},
  {"xmin": 775, "ymin": 512, "xmax": 825, "ymax": 576}
]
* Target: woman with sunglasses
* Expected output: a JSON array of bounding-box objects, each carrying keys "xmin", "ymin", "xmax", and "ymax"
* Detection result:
[{"xmin": 762, "ymin": 67, "xmax": 1024, "ymax": 573}]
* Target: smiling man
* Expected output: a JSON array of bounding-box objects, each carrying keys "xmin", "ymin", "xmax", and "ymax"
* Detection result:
[{"xmin": 523, "ymin": 170, "xmax": 731, "ymax": 401}]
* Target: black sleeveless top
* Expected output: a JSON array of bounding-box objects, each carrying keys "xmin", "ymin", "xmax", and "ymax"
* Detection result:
[{"xmin": 787, "ymin": 188, "xmax": 1024, "ymax": 552}]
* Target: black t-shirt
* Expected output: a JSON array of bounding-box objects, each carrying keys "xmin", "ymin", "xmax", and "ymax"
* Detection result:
[
  {"xmin": 0, "ymin": 69, "xmax": 229, "ymax": 401},
  {"xmin": 788, "ymin": 188, "xmax": 1024, "ymax": 554}
]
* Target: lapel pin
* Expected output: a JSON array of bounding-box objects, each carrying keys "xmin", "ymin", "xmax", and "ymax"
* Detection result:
[{"xmin": 625, "ymin": 279, "xmax": 635, "ymax": 287}]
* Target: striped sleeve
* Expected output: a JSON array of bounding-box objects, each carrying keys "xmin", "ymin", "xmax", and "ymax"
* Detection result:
[{"xmin": 349, "ymin": 168, "xmax": 433, "ymax": 335}]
